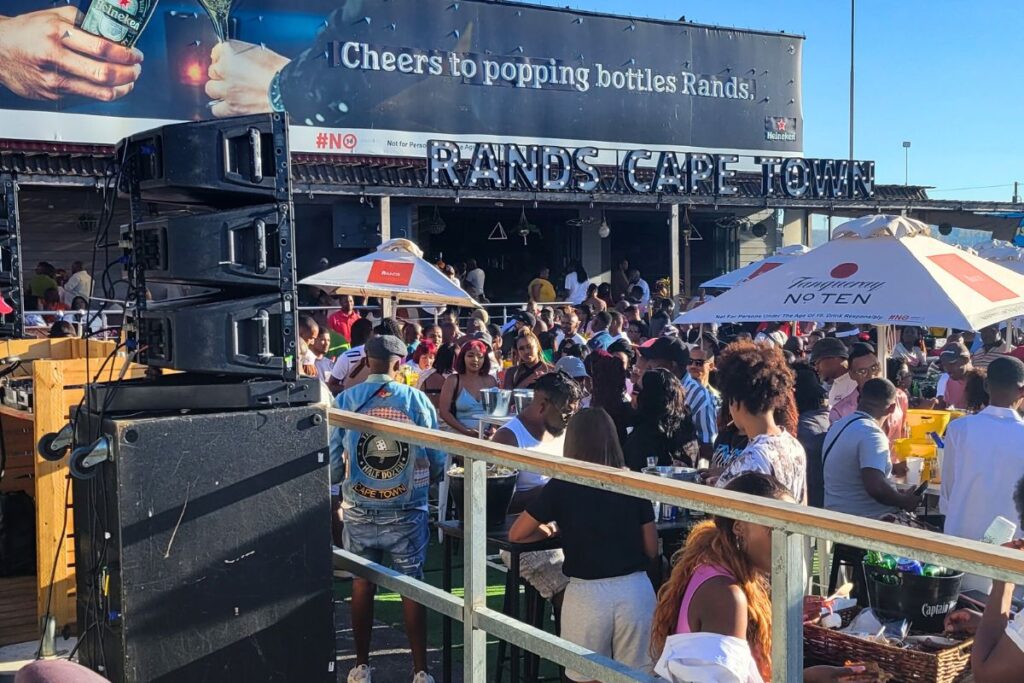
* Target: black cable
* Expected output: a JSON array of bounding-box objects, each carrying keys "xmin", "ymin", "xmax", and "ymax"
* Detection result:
[{"xmin": 35, "ymin": 146, "xmax": 131, "ymax": 663}]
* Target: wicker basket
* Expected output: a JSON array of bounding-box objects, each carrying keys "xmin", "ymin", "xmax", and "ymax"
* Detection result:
[{"xmin": 804, "ymin": 608, "xmax": 972, "ymax": 683}]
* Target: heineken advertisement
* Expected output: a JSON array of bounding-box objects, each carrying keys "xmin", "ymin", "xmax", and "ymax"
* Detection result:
[
  {"xmin": 0, "ymin": 0, "xmax": 804, "ymax": 160},
  {"xmin": 80, "ymin": 0, "xmax": 158, "ymax": 47}
]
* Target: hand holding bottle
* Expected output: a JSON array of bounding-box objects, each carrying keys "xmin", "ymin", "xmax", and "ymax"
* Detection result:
[
  {"xmin": 205, "ymin": 40, "xmax": 289, "ymax": 117},
  {"xmin": 0, "ymin": 7, "xmax": 142, "ymax": 101}
]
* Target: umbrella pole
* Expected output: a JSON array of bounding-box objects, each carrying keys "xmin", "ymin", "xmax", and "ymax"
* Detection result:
[{"xmin": 876, "ymin": 324, "xmax": 890, "ymax": 378}]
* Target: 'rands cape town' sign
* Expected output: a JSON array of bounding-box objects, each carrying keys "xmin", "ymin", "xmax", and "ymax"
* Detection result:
[{"xmin": 426, "ymin": 141, "xmax": 875, "ymax": 199}]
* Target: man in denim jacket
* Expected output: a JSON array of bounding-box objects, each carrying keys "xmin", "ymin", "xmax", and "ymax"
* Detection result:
[{"xmin": 330, "ymin": 334, "xmax": 445, "ymax": 683}]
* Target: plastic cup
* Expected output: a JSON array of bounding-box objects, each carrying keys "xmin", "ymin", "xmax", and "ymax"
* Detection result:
[
  {"xmin": 983, "ymin": 516, "xmax": 1017, "ymax": 546},
  {"xmin": 906, "ymin": 457, "xmax": 924, "ymax": 486}
]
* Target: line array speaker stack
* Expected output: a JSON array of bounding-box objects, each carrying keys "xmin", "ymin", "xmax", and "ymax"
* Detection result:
[
  {"xmin": 0, "ymin": 175, "xmax": 25, "ymax": 338},
  {"xmin": 70, "ymin": 114, "xmax": 334, "ymax": 682}
]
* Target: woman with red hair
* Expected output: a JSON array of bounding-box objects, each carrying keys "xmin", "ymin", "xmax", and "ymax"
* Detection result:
[{"xmin": 439, "ymin": 338, "xmax": 498, "ymax": 437}]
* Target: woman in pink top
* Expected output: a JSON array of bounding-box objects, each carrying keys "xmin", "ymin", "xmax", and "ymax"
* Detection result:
[{"xmin": 650, "ymin": 473, "xmax": 867, "ymax": 683}]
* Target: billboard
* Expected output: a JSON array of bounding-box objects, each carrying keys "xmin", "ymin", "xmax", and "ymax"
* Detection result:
[{"xmin": 0, "ymin": 0, "xmax": 804, "ymax": 159}]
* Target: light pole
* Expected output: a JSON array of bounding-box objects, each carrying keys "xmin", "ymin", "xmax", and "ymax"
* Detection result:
[
  {"xmin": 902, "ymin": 141, "xmax": 911, "ymax": 185},
  {"xmin": 849, "ymin": 0, "xmax": 855, "ymax": 160}
]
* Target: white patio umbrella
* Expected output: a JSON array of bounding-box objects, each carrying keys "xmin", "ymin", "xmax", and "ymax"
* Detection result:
[
  {"xmin": 699, "ymin": 244, "xmax": 810, "ymax": 289},
  {"xmin": 976, "ymin": 239, "xmax": 1024, "ymax": 275},
  {"xmin": 299, "ymin": 238, "xmax": 480, "ymax": 308},
  {"xmin": 675, "ymin": 214, "xmax": 1024, "ymax": 335}
]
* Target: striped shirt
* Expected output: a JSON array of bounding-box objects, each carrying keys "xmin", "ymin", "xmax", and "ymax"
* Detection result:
[
  {"xmin": 682, "ymin": 373, "xmax": 719, "ymax": 445},
  {"xmin": 973, "ymin": 341, "xmax": 1015, "ymax": 370}
]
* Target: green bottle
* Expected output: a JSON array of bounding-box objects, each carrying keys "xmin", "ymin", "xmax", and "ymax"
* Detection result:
[{"xmin": 81, "ymin": 0, "xmax": 158, "ymax": 48}]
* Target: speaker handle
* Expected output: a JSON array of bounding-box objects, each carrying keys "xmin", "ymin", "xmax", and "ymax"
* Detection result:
[
  {"xmin": 254, "ymin": 218, "xmax": 268, "ymax": 274},
  {"xmin": 255, "ymin": 309, "xmax": 272, "ymax": 363},
  {"xmin": 248, "ymin": 127, "xmax": 263, "ymax": 183}
]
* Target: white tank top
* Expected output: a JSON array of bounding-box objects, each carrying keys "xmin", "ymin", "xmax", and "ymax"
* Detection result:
[{"xmin": 502, "ymin": 418, "xmax": 563, "ymax": 491}]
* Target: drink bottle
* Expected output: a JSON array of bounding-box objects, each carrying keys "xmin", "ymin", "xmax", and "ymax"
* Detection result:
[{"xmin": 81, "ymin": 0, "xmax": 159, "ymax": 48}]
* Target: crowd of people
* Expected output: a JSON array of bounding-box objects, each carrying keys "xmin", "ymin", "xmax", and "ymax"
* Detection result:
[{"xmin": 316, "ymin": 282, "xmax": 1024, "ymax": 683}]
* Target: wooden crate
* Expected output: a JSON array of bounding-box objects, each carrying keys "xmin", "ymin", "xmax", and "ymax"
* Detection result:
[{"xmin": 0, "ymin": 338, "xmax": 147, "ymax": 646}]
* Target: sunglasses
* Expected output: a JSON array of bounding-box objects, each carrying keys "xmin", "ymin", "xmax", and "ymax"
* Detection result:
[
  {"xmin": 688, "ymin": 358, "xmax": 706, "ymax": 367},
  {"xmin": 850, "ymin": 365, "xmax": 882, "ymax": 377}
]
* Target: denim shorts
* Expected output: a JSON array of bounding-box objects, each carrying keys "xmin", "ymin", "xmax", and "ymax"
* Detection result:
[{"xmin": 342, "ymin": 507, "xmax": 429, "ymax": 579}]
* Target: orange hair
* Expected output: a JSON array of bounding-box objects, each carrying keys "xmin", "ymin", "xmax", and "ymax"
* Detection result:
[
  {"xmin": 650, "ymin": 521, "xmax": 773, "ymax": 679},
  {"xmin": 648, "ymin": 468, "xmax": 799, "ymax": 683}
]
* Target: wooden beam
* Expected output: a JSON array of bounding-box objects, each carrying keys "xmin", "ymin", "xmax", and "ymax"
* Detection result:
[{"xmin": 32, "ymin": 360, "xmax": 75, "ymax": 631}]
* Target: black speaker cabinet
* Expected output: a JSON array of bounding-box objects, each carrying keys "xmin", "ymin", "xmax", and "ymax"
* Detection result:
[
  {"xmin": 118, "ymin": 114, "xmax": 288, "ymax": 206},
  {"xmin": 72, "ymin": 404, "xmax": 334, "ymax": 683},
  {"xmin": 134, "ymin": 204, "xmax": 292, "ymax": 290},
  {"xmin": 137, "ymin": 293, "xmax": 299, "ymax": 379}
]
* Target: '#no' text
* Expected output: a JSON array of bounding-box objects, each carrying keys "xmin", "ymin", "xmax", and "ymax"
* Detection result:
[{"xmin": 315, "ymin": 132, "xmax": 358, "ymax": 150}]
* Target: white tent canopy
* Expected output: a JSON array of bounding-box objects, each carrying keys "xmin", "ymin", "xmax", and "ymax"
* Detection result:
[
  {"xmin": 299, "ymin": 239, "xmax": 481, "ymax": 308},
  {"xmin": 700, "ymin": 244, "xmax": 810, "ymax": 290},
  {"xmin": 675, "ymin": 215, "xmax": 1024, "ymax": 331}
]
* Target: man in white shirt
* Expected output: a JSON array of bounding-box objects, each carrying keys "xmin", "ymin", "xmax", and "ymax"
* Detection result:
[
  {"xmin": 810, "ymin": 337, "xmax": 857, "ymax": 408},
  {"xmin": 327, "ymin": 318, "xmax": 375, "ymax": 395},
  {"xmin": 554, "ymin": 309, "xmax": 586, "ymax": 353},
  {"xmin": 944, "ymin": 474, "xmax": 1024, "ymax": 681},
  {"xmin": 607, "ymin": 310, "xmax": 630, "ymax": 344},
  {"xmin": 627, "ymin": 268, "xmax": 650, "ymax": 306},
  {"xmin": 62, "ymin": 261, "xmax": 92, "ymax": 306},
  {"xmin": 941, "ymin": 356, "xmax": 1024, "ymax": 592},
  {"xmin": 492, "ymin": 372, "xmax": 582, "ymax": 602}
]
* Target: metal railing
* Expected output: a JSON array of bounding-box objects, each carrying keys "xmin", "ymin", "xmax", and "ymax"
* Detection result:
[
  {"xmin": 299, "ymin": 301, "xmax": 573, "ymax": 326},
  {"xmin": 23, "ymin": 309, "xmax": 121, "ymax": 337},
  {"xmin": 329, "ymin": 408, "xmax": 1024, "ymax": 682}
]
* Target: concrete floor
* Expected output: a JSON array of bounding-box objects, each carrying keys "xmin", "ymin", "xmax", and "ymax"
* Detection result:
[{"xmin": 0, "ymin": 599, "xmax": 455, "ymax": 683}]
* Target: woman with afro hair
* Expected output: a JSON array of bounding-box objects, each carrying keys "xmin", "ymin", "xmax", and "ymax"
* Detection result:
[{"xmin": 713, "ymin": 341, "xmax": 807, "ymax": 503}]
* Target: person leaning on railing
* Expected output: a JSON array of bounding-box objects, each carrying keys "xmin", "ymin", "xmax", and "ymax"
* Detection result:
[
  {"xmin": 945, "ymin": 474, "xmax": 1024, "ymax": 682},
  {"xmin": 510, "ymin": 408, "xmax": 659, "ymax": 682},
  {"xmin": 650, "ymin": 472, "xmax": 872, "ymax": 683}
]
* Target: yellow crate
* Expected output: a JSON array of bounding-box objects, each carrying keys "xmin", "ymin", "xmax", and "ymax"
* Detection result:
[
  {"xmin": 894, "ymin": 438, "xmax": 937, "ymax": 460},
  {"xmin": 907, "ymin": 409, "xmax": 954, "ymax": 440}
]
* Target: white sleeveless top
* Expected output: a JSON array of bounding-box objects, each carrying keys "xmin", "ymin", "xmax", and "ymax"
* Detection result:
[{"xmin": 502, "ymin": 418, "xmax": 564, "ymax": 491}]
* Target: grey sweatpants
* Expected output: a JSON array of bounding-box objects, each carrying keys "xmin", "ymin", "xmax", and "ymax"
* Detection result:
[{"xmin": 561, "ymin": 571, "xmax": 656, "ymax": 681}]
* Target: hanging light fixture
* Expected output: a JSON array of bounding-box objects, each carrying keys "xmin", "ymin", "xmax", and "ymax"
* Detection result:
[
  {"xmin": 598, "ymin": 211, "xmax": 611, "ymax": 238},
  {"xmin": 516, "ymin": 207, "xmax": 536, "ymax": 244}
]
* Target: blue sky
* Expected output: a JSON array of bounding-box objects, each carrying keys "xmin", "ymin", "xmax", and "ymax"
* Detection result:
[{"xmin": 525, "ymin": 0, "xmax": 1023, "ymax": 203}]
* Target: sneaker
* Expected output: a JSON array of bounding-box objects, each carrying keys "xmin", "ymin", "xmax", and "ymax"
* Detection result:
[
  {"xmin": 412, "ymin": 672, "xmax": 434, "ymax": 683},
  {"xmin": 347, "ymin": 664, "xmax": 372, "ymax": 683}
]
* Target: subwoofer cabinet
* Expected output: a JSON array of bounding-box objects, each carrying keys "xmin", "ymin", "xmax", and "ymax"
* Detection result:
[{"xmin": 71, "ymin": 404, "xmax": 334, "ymax": 683}]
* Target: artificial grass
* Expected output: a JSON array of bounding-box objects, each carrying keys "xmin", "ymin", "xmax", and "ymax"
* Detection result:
[{"xmin": 334, "ymin": 537, "xmax": 562, "ymax": 681}]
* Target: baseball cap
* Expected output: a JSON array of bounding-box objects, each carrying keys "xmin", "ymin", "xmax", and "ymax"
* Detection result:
[
  {"xmin": 939, "ymin": 342, "xmax": 970, "ymax": 361},
  {"xmin": 365, "ymin": 335, "xmax": 408, "ymax": 360},
  {"xmin": 555, "ymin": 355, "xmax": 589, "ymax": 379},
  {"xmin": 513, "ymin": 311, "xmax": 536, "ymax": 327},
  {"xmin": 639, "ymin": 336, "xmax": 687, "ymax": 364},
  {"xmin": 809, "ymin": 337, "xmax": 849, "ymax": 363}
]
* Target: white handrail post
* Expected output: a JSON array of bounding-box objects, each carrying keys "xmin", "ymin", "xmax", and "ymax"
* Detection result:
[
  {"xmin": 463, "ymin": 456, "xmax": 488, "ymax": 681},
  {"xmin": 770, "ymin": 529, "xmax": 804, "ymax": 682}
]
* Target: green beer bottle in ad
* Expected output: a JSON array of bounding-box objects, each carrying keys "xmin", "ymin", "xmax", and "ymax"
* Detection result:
[{"xmin": 80, "ymin": 0, "xmax": 159, "ymax": 48}]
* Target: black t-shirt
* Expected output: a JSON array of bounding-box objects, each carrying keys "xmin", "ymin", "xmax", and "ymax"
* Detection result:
[
  {"xmin": 526, "ymin": 479, "xmax": 654, "ymax": 580},
  {"xmin": 623, "ymin": 418, "xmax": 699, "ymax": 471}
]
